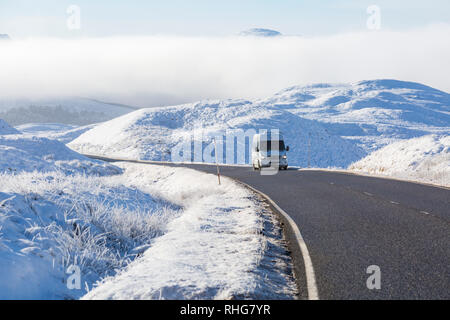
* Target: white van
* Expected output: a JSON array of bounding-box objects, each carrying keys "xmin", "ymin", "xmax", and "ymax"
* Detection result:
[{"xmin": 252, "ymin": 131, "xmax": 289, "ymax": 170}]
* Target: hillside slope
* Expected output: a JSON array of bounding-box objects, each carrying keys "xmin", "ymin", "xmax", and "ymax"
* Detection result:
[
  {"xmin": 68, "ymin": 100, "xmax": 365, "ymax": 168},
  {"xmin": 261, "ymin": 79, "xmax": 450, "ymax": 151},
  {"xmin": 349, "ymin": 135, "xmax": 450, "ymax": 187},
  {"xmin": 0, "ymin": 119, "xmax": 19, "ymax": 134}
]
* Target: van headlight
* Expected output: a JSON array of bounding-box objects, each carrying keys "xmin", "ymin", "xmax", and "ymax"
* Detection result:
[{"xmin": 282, "ymin": 155, "xmax": 287, "ymax": 159}]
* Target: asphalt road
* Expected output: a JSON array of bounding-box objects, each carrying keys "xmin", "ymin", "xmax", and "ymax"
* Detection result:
[{"xmin": 89, "ymin": 156, "xmax": 450, "ymax": 299}]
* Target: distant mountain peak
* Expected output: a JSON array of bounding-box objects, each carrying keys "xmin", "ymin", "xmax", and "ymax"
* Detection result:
[{"xmin": 239, "ymin": 28, "xmax": 282, "ymax": 37}]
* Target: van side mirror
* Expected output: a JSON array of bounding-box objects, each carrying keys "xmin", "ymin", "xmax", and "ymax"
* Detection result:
[{"xmin": 286, "ymin": 146, "xmax": 290, "ymax": 151}]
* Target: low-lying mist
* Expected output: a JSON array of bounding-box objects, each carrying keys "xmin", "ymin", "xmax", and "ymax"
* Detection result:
[{"xmin": 1, "ymin": 24, "xmax": 449, "ymax": 107}]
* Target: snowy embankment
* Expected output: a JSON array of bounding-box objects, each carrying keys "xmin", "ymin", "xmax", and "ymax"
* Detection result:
[
  {"xmin": 1, "ymin": 119, "xmax": 296, "ymax": 299},
  {"xmin": 349, "ymin": 135, "xmax": 450, "ymax": 187},
  {"xmin": 0, "ymin": 134, "xmax": 121, "ymax": 175},
  {"xmin": 0, "ymin": 162, "xmax": 297, "ymax": 300}
]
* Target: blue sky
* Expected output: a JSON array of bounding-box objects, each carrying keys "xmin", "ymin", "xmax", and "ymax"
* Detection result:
[{"xmin": 1, "ymin": 0, "xmax": 450, "ymax": 37}]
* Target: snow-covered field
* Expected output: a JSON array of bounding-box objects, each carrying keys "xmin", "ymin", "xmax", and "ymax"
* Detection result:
[
  {"xmin": 349, "ymin": 135, "xmax": 450, "ymax": 187},
  {"xmin": 15, "ymin": 123, "xmax": 96, "ymax": 144}
]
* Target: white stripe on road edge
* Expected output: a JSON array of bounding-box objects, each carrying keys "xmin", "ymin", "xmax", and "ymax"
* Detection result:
[{"xmin": 236, "ymin": 181, "xmax": 319, "ymax": 300}]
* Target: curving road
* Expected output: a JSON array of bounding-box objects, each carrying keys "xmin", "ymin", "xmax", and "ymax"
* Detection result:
[{"xmin": 88, "ymin": 155, "xmax": 450, "ymax": 300}]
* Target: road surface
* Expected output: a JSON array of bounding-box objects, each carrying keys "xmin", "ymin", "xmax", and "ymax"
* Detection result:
[{"xmin": 88, "ymin": 155, "xmax": 450, "ymax": 300}]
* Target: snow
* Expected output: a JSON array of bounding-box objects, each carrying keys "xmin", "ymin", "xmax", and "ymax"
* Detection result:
[
  {"xmin": 83, "ymin": 163, "xmax": 296, "ymax": 300},
  {"xmin": 0, "ymin": 134, "xmax": 121, "ymax": 176},
  {"xmin": 69, "ymin": 79, "xmax": 449, "ymax": 171},
  {"xmin": 261, "ymin": 79, "xmax": 450, "ymax": 152},
  {"xmin": 68, "ymin": 100, "xmax": 365, "ymax": 168},
  {"xmin": 349, "ymin": 135, "xmax": 450, "ymax": 187},
  {"xmin": 0, "ymin": 119, "xmax": 19, "ymax": 135},
  {"xmin": 1, "ymin": 118, "xmax": 296, "ymax": 299},
  {"xmin": 0, "ymin": 98, "xmax": 138, "ymax": 126},
  {"xmin": 0, "ymin": 162, "xmax": 296, "ymax": 299},
  {"xmin": 15, "ymin": 123, "xmax": 96, "ymax": 144},
  {"xmin": 0, "ymin": 167, "xmax": 180, "ymax": 299}
]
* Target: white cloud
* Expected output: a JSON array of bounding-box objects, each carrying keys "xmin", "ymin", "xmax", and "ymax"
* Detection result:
[{"xmin": 1, "ymin": 24, "xmax": 449, "ymax": 107}]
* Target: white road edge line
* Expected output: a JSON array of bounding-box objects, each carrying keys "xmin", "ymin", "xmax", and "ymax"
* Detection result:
[{"xmin": 236, "ymin": 181, "xmax": 320, "ymax": 301}]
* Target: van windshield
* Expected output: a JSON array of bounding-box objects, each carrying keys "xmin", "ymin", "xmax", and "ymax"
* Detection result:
[{"xmin": 260, "ymin": 140, "xmax": 286, "ymax": 152}]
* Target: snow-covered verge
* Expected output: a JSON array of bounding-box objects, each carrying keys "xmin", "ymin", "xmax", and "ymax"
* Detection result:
[
  {"xmin": 83, "ymin": 163, "xmax": 297, "ymax": 300},
  {"xmin": 349, "ymin": 135, "xmax": 450, "ymax": 187}
]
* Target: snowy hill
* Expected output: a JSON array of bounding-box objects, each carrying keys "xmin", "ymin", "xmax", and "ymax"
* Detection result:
[
  {"xmin": 261, "ymin": 80, "xmax": 450, "ymax": 151},
  {"xmin": 239, "ymin": 28, "xmax": 282, "ymax": 37},
  {"xmin": 0, "ymin": 97, "xmax": 139, "ymax": 126},
  {"xmin": 0, "ymin": 134, "xmax": 121, "ymax": 175},
  {"xmin": 68, "ymin": 79, "xmax": 449, "ymax": 169},
  {"xmin": 0, "ymin": 119, "xmax": 19, "ymax": 134},
  {"xmin": 68, "ymin": 99, "xmax": 365, "ymax": 168},
  {"xmin": 349, "ymin": 135, "xmax": 450, "ymax": 187}
]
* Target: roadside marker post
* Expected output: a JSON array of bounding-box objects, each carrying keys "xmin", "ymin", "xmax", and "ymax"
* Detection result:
[{"xmin": 213, "ymin": 138, "xmax": 221, "ymax": 185}]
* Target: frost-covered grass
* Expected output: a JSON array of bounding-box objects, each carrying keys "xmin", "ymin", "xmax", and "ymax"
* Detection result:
[
  {"xmin": 0, "ymin": 162, "xmax": 297, "ymax": 300},
  {"xmin": 0, "ymin": 169, "xmax": 180, "ymax": 299},
  {"xmin": 349, "ymin": 135, "xmax": 450, "ymax": 187},
  {"xmin": 83, "ymin": 163, "xmax": 297, "ymax": 300}
]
